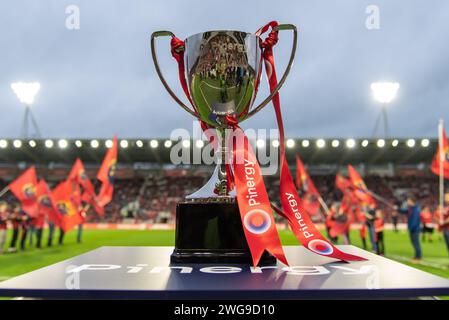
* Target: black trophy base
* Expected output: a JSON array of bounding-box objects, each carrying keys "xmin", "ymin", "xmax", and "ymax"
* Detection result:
[{"xmin": 170, "ymin": 201, "xmax": 276, "ymax": 265}]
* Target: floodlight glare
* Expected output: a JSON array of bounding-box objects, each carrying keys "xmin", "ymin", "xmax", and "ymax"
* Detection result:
[
  {"xmin": 150, "ymin": 140, "xmax": 159, "ymax": 148},
  {"xmin": 286, "ymin": 139, "xmax": 295, "ymax": 148},
  {"xmin": 392, "ymin": 139, "xmax": 399, "ymax": 147},
  {"xmin": 370, "ymin": 82, "xmax": 400, "ymax": 104},
  {"xmin": 58, "ymin": 139, "xmax": 68, "ymax": 149},
  {"xmin": 272, "ymin": 140, "xmax": 280, "ymax": 148},
  {"xmin": 406, "ymin": 139, "xmax": 416, "ymax": 148},
  {"xmin": 105, "ymin": 139, "xmax": 113, "ymax": 148},
  {"xmin": 13, "ymin": 140, "xmax": 22, "ymax": 148},
  {"xmin": 136, "ymin": 140, "xmax": 144, "ymax": 148},
  {"xmin": 75, "ymin": 140, "xmax": 83, "ymax": 148},
  {"xmin": 377, "ymin": 139, "xmax": 385, "ymax": 148},
  {"xmin": 120, "ymin": 140, "xmax": 129, "ymax": 148},
  {"xmin": 182, "ymin": 140, "xmax": 190, "ymax": 148},
  {"xmin": 28, "ymin": 140, "xmax": 36, "ymax": 148},
  {"xmin": 346, "ymin": 139, "xmax": 356, "ymax": 149},
  {"xmin": 316, "ymin": 139, "xmax": 326, "ymax": 148},
  {"xmin": 256, "ymin": 139, "xmax": 265, "ymax": 148},
  {"xmin": 164, "ymin": 140, "xmax": 172, "ymax": 148},
  {"xmin": 45, "ymin": 140, "xmax": 54, "ymax": 148},
  {"xmin": 361, "ymin": 139, "xmax": 369, "ymax": 147},
  {"xmin": 90, "ymin": 140, "xmax": 99, "ymax": 148},
  {"xmin": 11, "ymin": 82, "xmax": 41, "ymax": 105},
  {"xmin": 421, "ymin": 139, "xmax": 430, "ymax": 147},
  {"xmin": 331, "ymin": 140, "xmax": 340, "ymax": 148},
  {"xmin": 0, "ymin": 140, "xmax": 7, "ymax": 148},
  {"xmin": 302, "ymin": 140, "xmax": 310, "ymax": 148},
  {"xmin": 195, "ymin": 140, "xmax": 204, "ymax": 148}
]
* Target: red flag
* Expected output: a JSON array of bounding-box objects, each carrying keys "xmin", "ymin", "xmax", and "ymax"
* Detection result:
[
  {"xmin": 97, "ymin": 136, "xmax": 117, "ymax": 206},
  {"xmin": 347, "ymin": 165, "xmax": 376, "ymax": 206},
  {"xmin": 81, "ymin": 191, "xmax": 104, "ymax": 216},
  {"xmin": 431, "ymin": 129, "xmax": 449, "ymax": 179},
  {"xmin": 296, "ymin": 155, "xmax": 321, "ymax": 216},
  {"xmin": 36, "ymin": 179, "xmax": 61, "ymax": 225},
  {"xmin": 52, "ymin": 181, "xmax": 81, "ymax": 232},
  {"xmin": 68, "ymin": 158, "xmax": 95, "ymax": 195},
  {"xmin": 8, "ymin": 166, "xmax": 39, "ymax": 217},
  {"xmin": 296, "ymin": 155, "xmax": 318, "ymax": 194},
  {"xmin": 335, "ymin": 174, "xmax": 352, "ymax": 193}
]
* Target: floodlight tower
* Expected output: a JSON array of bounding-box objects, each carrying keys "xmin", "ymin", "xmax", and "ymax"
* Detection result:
[
  {"xmin": 370, "ymin": 82, "xmax": 400, "ymax": 138},
  {"xmin": 11, "ymin": 82, "xmax": 42, "ymax": 139}
]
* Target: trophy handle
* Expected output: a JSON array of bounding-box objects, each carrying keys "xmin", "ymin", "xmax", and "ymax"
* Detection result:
[
  {"xmin": 246, "ymin": 24, "xmax": 298, "ymax": 119},
  {"xmin": 150, "ymin": 31, "xmax": 199, "ymax": 119}
]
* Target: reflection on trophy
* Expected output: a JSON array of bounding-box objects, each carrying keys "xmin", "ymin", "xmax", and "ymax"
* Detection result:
[{"xmin": 151, "ymin": 25, "xmax": 297, "ymax": 264}]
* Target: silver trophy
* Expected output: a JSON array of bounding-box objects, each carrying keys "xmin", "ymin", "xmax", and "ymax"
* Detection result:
[{"xmin": 150, "ymin": 25, "xmax": 297, "ymax": 263}]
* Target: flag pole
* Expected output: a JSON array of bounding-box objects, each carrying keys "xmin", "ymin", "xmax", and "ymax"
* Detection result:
[
  {"xmin": 318, "ymin": 196, "xmax": 330, "ymax": 217},
  {"xmin": 439, "ymin": 119, "xmax": 444, "ymax": 226},
  {"xmin": 0, "ymin": 186, "xmax": 8, "ymax": 198}
]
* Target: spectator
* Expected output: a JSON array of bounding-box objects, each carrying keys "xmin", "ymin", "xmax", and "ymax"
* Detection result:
[
  {"xmin": 374, "ymin": 209, "xmax": 385, "ymax": 255},
  {"xmin": 0, "ymin": 202, "xmax": 9, "ymax": 254},
  {"xmin": 397, "ymin": 195, "xmax": 422, "ymax": 263}
]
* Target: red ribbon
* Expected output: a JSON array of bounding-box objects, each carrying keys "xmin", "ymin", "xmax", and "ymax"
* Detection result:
[{"xmin": 256, "ymin": 21, "xmax": 365, "ymax": 262}]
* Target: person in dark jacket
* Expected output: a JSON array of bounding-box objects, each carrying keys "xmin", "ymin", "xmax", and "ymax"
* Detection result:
[{"xmin": 396, "ymin": 195, "xmax": 422, "ymax": 263}]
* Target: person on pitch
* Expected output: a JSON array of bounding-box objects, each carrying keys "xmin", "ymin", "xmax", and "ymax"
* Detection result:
[
  {"xmin": 8, "ymin": 205, "xmax": 26, "ymax": 252},
  {"xmin": 0, "ymin": 202, "xmax": 9, "ymax": 254},
  {"xmin": 374, "ymin": 209, "xmax": 385, "ymax": 256},
  {"xmin": 420, "ymin": 205, "xmax": 434, "ymax": 243},
  {"xmin": 33, "ymin": 211, "xmax": 45, "ymax": 249},
  {"xmin": 362, "ymin": 204, "xmax": 377, "ymax": 253},
  {"xmin": 396, "ymin": 195, "xmax": 422, "ymax": 263}
]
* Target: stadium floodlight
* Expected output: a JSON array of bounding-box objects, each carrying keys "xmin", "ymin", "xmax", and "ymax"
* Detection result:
[
  {"xmin": 286, "ymin": 139, "xmax": 295, "ymax": 148},
  {"xmin": 392, "ymin": 139, "xmax": 399, "ymax": 147},
  {"xmin": 11, "ymin": 82, "xmax": 40, "ymax": 105},
  {"xmin": 11, "ymin": 82, "xmax": 42, "ymax": 138},
  {"xmin": 346, "ymin": 139, "xmax": 356, "ymax": 149},
  {"xmin": 421, "ymin": 139, "xmax": 430, "ymax": 147},
  {"xmin": 195, "ymin": 140, "xmax": 204, "ymax": 148},
  {"xmin": 58, "ymin": 139, "xmax": 68, "ymax": 149},
  {"xmin": 105, "ymin": 139, "xmax": 113, "ymax": 148},
  {"xmin": 331, "ymin": 139, "xmax": 340, "ymax": 148},
  {"xmin": 28, "ymin": 140, "xmax": 36, "ymax": 148},
  {"xmin": 256, "ymin": 139, "xmax": 265, "ymax": 148},
  {"xmin": 136, "ymin": 140, "xmax": 144, "ymax": 148},
  {"xmin": 13, "ymin": 140, "xmax": 22, "ymax": 148},
  {"xmin": 361, "ymin": 139, "xmax": 369, "ymax": 147},
  {"xmin": 150, "ymin": 139, "xmax": 159, "ymax": 148},
  {"xmin": 120, "ymin": 140, "xmax": 129, "ymax": 148},
  {"xmin": 0, "ymin": 139, "xmax": 7, "ymax": 148},
  {"xmin": 45, "ymin": 139, "xmax": 54, "ymax": 148},
  {"xmin": 75, "ymin": 140, "xmax": 83, "ymax": 148},
  {"xmin": 370, "ymin": 82, "xmax": 399, "ymax": 138},
  {"xmin": 377, "ymin": 139, "xmax": 385, "ymax": 148},
  {"xmin": 182, "ymin": 140, "xmax": 191, "ymax": 148},
  {"xmin": 164, "ymin": 140, "xmax": 172, "ymax": 148},
  {"xmin": 316, "ymin": 139, "xmax": 326, "ymax": 148},
  {"xmin": 90, "ymin": 139, "xmax": 99, "ymax": 148},
  {"xmin": 272, "ymin": 139, "xmax": 280, "ymax": 148},
  {"xmin": 302, "ymin": 140, "xmax": 310, "ymax": 148},
  {"xmin": 406, "ymin": 139, "xmax": 416, "ymax": 148}
]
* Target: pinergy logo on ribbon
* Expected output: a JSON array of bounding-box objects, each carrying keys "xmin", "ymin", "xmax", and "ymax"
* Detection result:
[
  {"xmin": 243, "ymin": 209, "xmax": 272, "ymax": 235},
  {"xmin": 307, "ymin": 239, "xmax": 334, "ymax": 256}
]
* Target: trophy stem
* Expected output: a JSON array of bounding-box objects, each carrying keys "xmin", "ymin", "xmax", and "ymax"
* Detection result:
[{"xmin": 216, "ymin": 128, "xmax": 229, "ymax": 197}]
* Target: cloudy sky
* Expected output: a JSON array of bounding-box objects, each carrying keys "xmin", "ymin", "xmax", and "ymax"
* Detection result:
[{"xmin": 0, "ymin": 0, "xmax": 448, "ymax": 139}]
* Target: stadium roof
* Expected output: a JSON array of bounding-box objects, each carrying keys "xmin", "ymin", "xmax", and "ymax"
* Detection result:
[{"xmin": 0, "ymin": 138, "xmax": 437, "ymax": 166}]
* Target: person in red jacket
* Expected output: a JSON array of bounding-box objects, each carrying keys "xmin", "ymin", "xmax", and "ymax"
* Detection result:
[
  {"xmin": 0, "ymin": 202, "xmax": 9, "ymax": 254},
  {"xmin": 374, "ymin": 209, "xmax": 385, "ymax": 256},
  {"xmin": 420, "ymin": 206, "xmax": 434, "ymax": 243}
]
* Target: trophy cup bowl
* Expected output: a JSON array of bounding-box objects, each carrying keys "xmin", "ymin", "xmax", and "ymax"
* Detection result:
[{"xmin": 151, "ymin": 25, "xmax": 297, "ymax": 264}]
